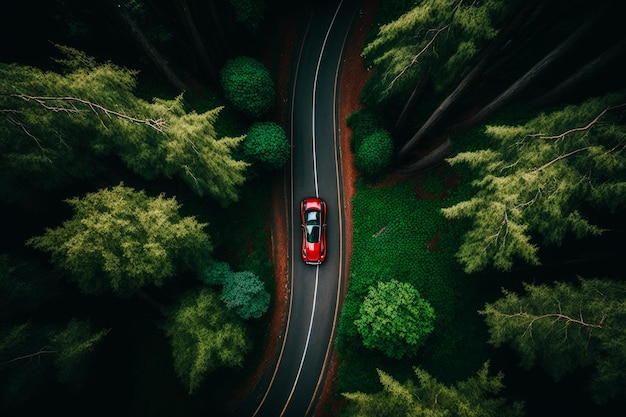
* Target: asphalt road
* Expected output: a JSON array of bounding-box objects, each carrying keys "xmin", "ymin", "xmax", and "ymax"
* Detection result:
[{"xmin": 227, "ymin": 1, "xmax": 361, "ymax": 416}]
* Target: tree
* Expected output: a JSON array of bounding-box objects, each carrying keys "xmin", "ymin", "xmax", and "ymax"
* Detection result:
[
  {"xmin": 441, "ymin": 93, "xmax": 626, "ymax": 273},
  {"xmin": 361, "ymin": 0, "xmax": 518, "ymax": 123},
  {"xmin": 163, "ymin": 287, "xmax": 250, "ymax": 394},
  {"xmin": 1, "ymin": 47, "xmax": 248, "ymax": 206},
  {"xmin": 103, "ymin": 0, "xmax": 188, "ymax": 92},
  {"xmin": 480, "ymin": 277, "xmax": 626, "ymax": 404},
  {"xmin": 0, "ymin": 319, "xmax": 109, "ymax": 409},
  {"xmin": 221, "ymin": 271, "xmax": 270, "ymax": 319},
  {"xmin": 354, "ymin": 279, "xmax": 435, "ymax": 359},
  {"xmin": 354, "ymin": 129, "xmax": 394, "ymax": 177},
  {"xmin": 198, "ymin": 260, "xmax": 270, "ymax": 319},
  {"xmin": 243, "ymin": 121, "xmax": 290, "ymax": 171},
  {"xmin": 27, "ymin": 183, "xmax": 212, "ymax": 296},
  {"xmin": 342, "ymin": 362, "xmax": 524, "ymax": 417},
  {"xmin": 220, "ymin": 56, "xmax": 275, "ymax": 119}
]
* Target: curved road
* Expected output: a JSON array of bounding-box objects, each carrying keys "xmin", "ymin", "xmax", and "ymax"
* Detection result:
[{"xmin": 228, "ymin": 1, "xmax": 361, "ymax": 416}]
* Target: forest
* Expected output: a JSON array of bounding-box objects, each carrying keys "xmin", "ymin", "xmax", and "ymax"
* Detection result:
[{"xmin": 1, "ymin": 1, "xmax": 626, "ymax": 417}]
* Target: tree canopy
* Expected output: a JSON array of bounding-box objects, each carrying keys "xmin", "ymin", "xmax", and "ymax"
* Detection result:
[
  {"xmin": 163, "ymin": 287, "xmax": 250, "ymax": 394},
  {"xmin": 480, "ymin": 277, "xmax": 626, "ymax": 404},
  {"xmin": 442, "ymin": 93, "xmax": 626, "ymax": 273},
  {"xmin": 0, "ymin": 46, "xmax": 248, "ymax": 207},
  {"xmin": 27, "ymin": 183, "xmax": 212, "ymax": 296},
  {"xmin": 343, "ymin": 362, "xmax": 524, "ymax": 417},
  {"xmin": 355, "ymin": 279, "xmax": 435, "ymax": 359}
]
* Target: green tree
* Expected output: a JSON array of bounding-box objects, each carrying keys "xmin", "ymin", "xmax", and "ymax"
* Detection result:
[
  {"xmin": 163, "ymin": 287, "xmax": 250, "ymax": 394},
  {"xmin": 361, "ymin": 0, "xmax": 515, "ymax": 106},
  {"xmin": 343, "ymin": 362, "xmax": 524, "ymax": 417},
  {"xmin": 354, "ymin": 129, "xmax": 394, "ymax": 177},
  {"xmin": 198, "ymin": 260, "xmax": 270, "ymax": 319},
  {"xmin": 442, "ymin": 93, "xmax": 626, "ymax": 273},
  {"xmin": 221, "ymin": 271, "xmax": 270, "ymax": 319},
  {"xmin": 27, "ymin": 183, "xmax": 212, "ymax": 296},
  {"xmin": 220, "ymin": 56, "xmax": 275, "ymax": 119},
  {"xmin": 0, "ymin": 319, "xmax": 109, "ymax": 409},
  {"xmin": 480, "ymin": 277, "xmax": 626, "ymax": 404},
  {"xmin": 243, "ymin": 121, "xmax": 290, "ymax": 171},
  {"xmin": 354, "ymin": 279, "xmax": 435, "ymax": 359},
  {"xmin": 0, "ymin": 47, "xmax": 247, "ymax": 207}
]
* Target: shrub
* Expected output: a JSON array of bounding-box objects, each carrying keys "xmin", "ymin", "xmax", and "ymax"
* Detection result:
[
  {"xmin": 354, "ymin": 129, "xmax": 394, "ymax": 176},
  {"xmin": 355, "ymin": 279, "xmax": 435, "ymax": 360},
  {"xmin": 220, "ymin": 56, "xmax": 275, "ymax": 119},
  {"xmin": 243, "ymin": 121, "xmax": 290, "ymax": 170}
]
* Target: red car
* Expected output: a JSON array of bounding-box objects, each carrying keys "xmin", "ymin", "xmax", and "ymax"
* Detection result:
[{"xmin": 300, "ymin": 197, "xmax": 327, "ymax": 265}]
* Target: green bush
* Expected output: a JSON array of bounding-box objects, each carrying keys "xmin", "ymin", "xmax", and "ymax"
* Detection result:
[
  {"xmin": 243, "ymin": 121, "xmax": 290, "ymax": 170},
  {"xmin": 347, "ymin": 110, "xmax": 381, "ymax": 153},
  {"xmin": 354, "ymin": 129, "xmax": 394, "ymax": 176},
  {"xmin": 220, "ymin": 56, "xmax": 275, "ymax": 119},
  {"xmin": 355, "ymin": 279, "xmax": 435, "ymax": 360}
]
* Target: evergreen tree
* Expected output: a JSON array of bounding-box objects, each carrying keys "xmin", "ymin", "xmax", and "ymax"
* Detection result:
[
  {"xmin": 27, "ymin": 183, "xmax": 212, "ymax": 296},
  {"xmin": 0, "ymin": 47, "xmax": 248, "ymax": 206},
  {"xmin": 480, "ymin": 277, "xmax": 626, "ymax": 404},
  {"xmin": 0, "ymin": 319, "xmax": 109, "ymax": 409},
  {"xmin": 163, "ymin": 287, "xmax": 250, "ymax": 394},
  {"xmin": 361, "ymin": 0, "xmax": 516, "ymax": 107},
  {"xmin": 343, "ymin": 362, "xmax": 524, "ymax": 417},
  {"xmin": 442, "ymin": 93, "xmax": 626, "ymax": 273}
]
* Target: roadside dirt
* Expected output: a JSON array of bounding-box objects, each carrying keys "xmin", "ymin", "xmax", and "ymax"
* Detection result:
[{"xmin": 225, "ymin": 1, "xmax": 377, "ymax": 415}]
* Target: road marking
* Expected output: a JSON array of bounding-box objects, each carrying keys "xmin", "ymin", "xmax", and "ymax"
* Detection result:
[
  {"xmin": 312, "ymin": 0, "xmax": 345, "ymax": 199},
  {"xmin": 280, "ymin": 266, "xmax": 319, "ymax": 417},
  {"xmin": 252, "ymin": 1, "xmax": 345, "ymax": 415}
]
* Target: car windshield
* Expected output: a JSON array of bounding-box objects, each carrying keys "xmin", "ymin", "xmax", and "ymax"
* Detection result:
[{"xmin": 305, "ymin": 210, "xmax": 321, "ymax": 243}]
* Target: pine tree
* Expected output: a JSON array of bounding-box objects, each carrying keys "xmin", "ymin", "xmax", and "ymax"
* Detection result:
[{"xmin": 442, "ymin": 93, "xmax": 626, "ymax": 273}]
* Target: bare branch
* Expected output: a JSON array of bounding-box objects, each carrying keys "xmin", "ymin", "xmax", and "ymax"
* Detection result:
[
  {"xmin": 2, "ymin": 346, "xmax": 56, "ymax": 366},
  {"xmin": 13, "ymin": 94, "xmax": 167, "ymax": 132},
  {"xmin": 383, "ymin": 25, "xmax": 450, "ymax": 95}
]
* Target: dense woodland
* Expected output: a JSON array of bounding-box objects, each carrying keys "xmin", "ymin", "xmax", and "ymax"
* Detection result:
[{"xmin": 1, "ymin": 1, "xmax": 626, "ymax": 417}]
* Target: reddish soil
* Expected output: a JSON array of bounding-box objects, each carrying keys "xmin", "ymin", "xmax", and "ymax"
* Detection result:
[{"xmin": 226, "ymin": 1, "xmax": 378, "ymax": 416}]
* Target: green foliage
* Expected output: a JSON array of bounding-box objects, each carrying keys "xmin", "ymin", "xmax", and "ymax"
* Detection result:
[
  {"xmin": 361, "ymin": 0, "xmax": 517, "ymax": 106},
  {"xmin": 0, "ymin": 319, "xmax": 109, "ymax": 409},
  {"xmin": 0, "ymin": 48, "xmax": 248, "ymax": 207},
  {"xmin": 27, "ymin": 183, "xmax": 212, "ymax": 296},
  {"xmin": 480, "ymin": 277, "xmax": 626, "ymax": 404},
  {"xmin": 355, "ymin": 279, "xmax": 435, "ymax": 359},
  {"xmin": 336, "ymin": 172, "xmax": 483, "ymax": 392},
  {"xmin": 163, "ymin": 287, "xmax": 250, "ymax": 395},
  {"xmin": 198, "ymin": 260, "xmax": 270, "ymax": 319},
  {"xmin": 347, "ymin": 110, "xmax": 383, "ymax": 153},
  {"xmin": 220, "ymin": 56, "xmax": 275, "ymax": 119},
  {"xmin": 442, "ymin": 93, "xmax": 626, "ymax": 273},
  {"xmin": 48, "ymin": 318, "xmax": 110, "ymax": 383},
  {"xmin": 221, "ymin": 271, "xmax": 270, "ymax": 319},
  {"xmin": 342, "ymin": 362, "xmax": 524, "ymax": 417},
  {"xmin": 354, "ymin": 129, "xmax": 394, "ymax": 177},
  {"xmin": 229, "ymin": 0, "xmax": 266, "ymax": 33},
  {"xmin": 243, "ymin": 121, "xmax": 290, "ymax": 170}
]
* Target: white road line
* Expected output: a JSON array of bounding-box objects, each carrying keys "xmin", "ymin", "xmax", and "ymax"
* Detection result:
[
  {"xmin": 280, "ymin": 266, "xmax": 319, "ymax": 417},
  {"xmin": 312, "ymin": 0, "xmax": 345, "ymax": 199}
]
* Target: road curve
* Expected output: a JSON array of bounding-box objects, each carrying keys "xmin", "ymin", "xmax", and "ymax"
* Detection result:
[{"xmin": 226, "ymin": 1, "xmax": 361, "ymax": 416}]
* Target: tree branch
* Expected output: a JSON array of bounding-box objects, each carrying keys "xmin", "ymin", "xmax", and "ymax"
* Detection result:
[{"xmin": 13, "ymin": 94, "xmax": 167, "ymax": 131}]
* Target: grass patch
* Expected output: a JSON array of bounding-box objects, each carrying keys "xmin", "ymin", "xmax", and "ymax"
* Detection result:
[{"xmin": 336, "ymin": 166, "xmax": 489, "ymax": 395}]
